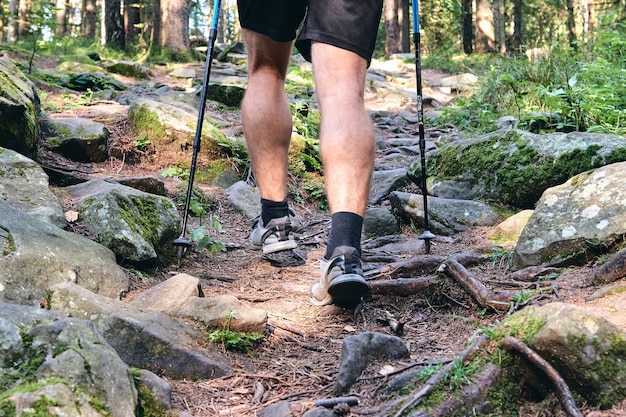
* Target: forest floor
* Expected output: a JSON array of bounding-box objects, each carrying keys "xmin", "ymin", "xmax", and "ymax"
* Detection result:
[{"xmin": 18, "ymin": 50, "xmax": 626, "ymax": 417}]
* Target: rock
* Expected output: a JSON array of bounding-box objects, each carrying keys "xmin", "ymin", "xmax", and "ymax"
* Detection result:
[
  {"xmin": 48, "ymin": 282, "xmax": 230, "ymax": 380},
  {"xmin": 170, "ymin": 66, "xmax": 197, "ymax": 78},
  {"xmin": 206, "ymin": 83, "xmax": 245, "ymax": 107},
  {"xmin": 259, "ymin": 400, "xmax": 293, "ymax": 417},
  {"xmin": 129, "ymin": 273, "xmax": 201, "ymax": 312},
  {"xmin": 521, "ymin": 303, "xmax": 626, "ymax": 408},
  {"xmin": 487, "ymin": 209, "xmax": 533, "ymax": 249},
  {"xmin": 226, "ymin": 180, "xmax": 261, "ymax": 220},
  {"xmin": 30, "ymin": 318, "xmax": 138, "ymax": 417},
  {"xmin": 363, "ymin": 207, "xmax": 401, "ymax": 238},
  {"xmin": 137, "ymin": 369, "xmax": 173, "ymax": 410},
  {"xmin": 104, "ymin": 60, "xmax": 151, "ymax": 79},
  {"xmin": 42, "ymin": 117, "xmax": 109, "ymax": 162},
  {"xmin": 513, "ymin": 162, "xmax": 626, "ymax": 269},
  {"xmin": 419, "ymin": 129, "xmax": 626, "ymax": 208},
  {"xmin": 66, "ymin": 72, "xmax": 127, "ymax": 91},
  {"xmin": 67, "ymin": 177, "xmax": 180, "ymax": 264},
  {"xmin": 0, "ymin": 199, "xmax": 128, "ymax": 305},
  {"xmin": 390, "ymin": 192, "xmax": 501, "ymax": 236},
  {"xmin": 369, "ymin": 168, "xmax": 410, "ymax": 205},
  {"xmin": 334, "ymin": 331, "xmax": 409, "ymax": 395},
  {"xmin": 0, "ymin": 303, "xmax": 138, "ymax": 417},
  {"xmin": 436, "ymin": 73, "xmax": 478, "ymax": 91},
  {"xmin": 302, "ymin": 407, "xmax": 335, "ymax": 417},
  {"xmin": 117, "ymin": 175, "xmax": 168, "ymax": 196},
  {"xmin": 0, "ymin": 146, "xmax": 67, "ymax": 228},
  {"xmin": 0, "ymin": 57, "xmax": 41, "ymax": 156}
]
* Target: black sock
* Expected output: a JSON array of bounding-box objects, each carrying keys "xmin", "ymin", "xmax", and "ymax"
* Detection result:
[
  {"xmin": 325, "ymin": 211, "xmax": 363, "ymax": 259},
  {"xmin": 261, "ymin": 198, "xmax": 289, "ymax": 225}
]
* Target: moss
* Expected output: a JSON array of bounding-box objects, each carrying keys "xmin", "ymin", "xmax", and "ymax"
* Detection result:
[
  {"xmin": 1, "ymin": 227, "xmax": 16, "ymax": 256},
  {"xmin": 131, "ymin": 368, "xmax": 177, "ymax": 417},
  {"xmin": 605, "ymin": 147, "xmax": 626, "ymax": 165},
  {"xmin": 128, "ymin": 104, "xmax": 167, "ymax": 144}
]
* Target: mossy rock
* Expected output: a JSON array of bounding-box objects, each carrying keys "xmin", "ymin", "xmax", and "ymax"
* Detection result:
[{"xmin": 418, "ymin": 129, "xmax": 626, "ymax": 209}]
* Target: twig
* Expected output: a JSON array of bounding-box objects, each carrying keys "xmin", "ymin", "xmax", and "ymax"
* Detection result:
[{"xmin": 503, "ymin": 336, "xmax": 583, "ymax": 417}]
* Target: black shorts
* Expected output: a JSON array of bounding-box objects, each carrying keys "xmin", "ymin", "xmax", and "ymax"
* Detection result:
[{"xmin": 237, "ymin": 0, "xmax": 383, "ymax": 65}]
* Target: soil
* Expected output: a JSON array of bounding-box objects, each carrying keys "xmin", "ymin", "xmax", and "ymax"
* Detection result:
[{"xmin": 15, "ymin": 51, "xmax": 626, "ymax": 417}]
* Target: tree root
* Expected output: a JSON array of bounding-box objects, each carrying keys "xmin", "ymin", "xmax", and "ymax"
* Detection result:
[
  {"xmin": 364, "ymin": 253, "xmax": 489, "ymax": 280},
  {"xmin": 503, "ymin": 336, "xmax": 583, "ymax": 417}
]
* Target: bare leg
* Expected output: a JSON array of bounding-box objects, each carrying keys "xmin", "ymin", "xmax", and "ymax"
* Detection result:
[
  {"xmin": 241, "ymin": 29, "xmax": 293, "ymax": 202},
  {"xmin": 311, "ymin": 42, "xmax": 375, "ymax": 217}
]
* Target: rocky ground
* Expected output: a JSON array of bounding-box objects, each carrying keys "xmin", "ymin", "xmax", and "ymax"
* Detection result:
[{"xmin": 30, "ymin": 54, "xmax": 626, "ymax": 417}]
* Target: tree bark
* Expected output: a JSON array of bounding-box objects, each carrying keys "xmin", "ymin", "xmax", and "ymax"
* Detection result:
[
  {"xmin": 81, "ymin": 0, "xmax": 97, "ymax": 39},
  {"xmin": 17, "ymin": 0, "xmax": 29, "ymax": 38},
  {"xmin": 7, "ymin": 0, "xmax": 18, "ymax": 43},
  {"xmin": 462, "ymin": 0, "xmax": 473, "ymax": 54},
  {"xmin": 475, "ymin": 0, "xmax": 495, "ymax": 53},
  {"xmin": 55, "ymin": 0, "xmax": 67, "ymax": 37},
  {"xmin": 0, "ymin": 0, "xmax": 3, "ymax": 43},
  {"xmin": 104, "ymin": 0, "xmax": 125, "ymax": 48},
  {"xmin": 385, "ymin": 0, "xmax": 402, "ymax": 56},
  {"xmin": 493, "ymin": 0, "xmax": 506, "ymax": 53},
  {"xmin": 512, "ymin": 0, "xmax": 523, "ymax": 53},
  {"xmin": 400, "ymin": 0, "xmax": 410, "ymax": 52},
  {"xmin": 566, "ymin": 0, "xmax": 577, "ymax": 50},
  {"xmin": 159, "ymin": 0, "xmax": 190, "ymax": 55},
  {"xmin": 124, "ymin": 0, "xmax": 140, "ymax": 45}
]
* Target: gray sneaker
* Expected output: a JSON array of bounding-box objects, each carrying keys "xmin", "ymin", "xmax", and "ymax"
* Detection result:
[
  {"xmin": 250, "ymin": 216, "xmax": 298, "ymax": 254},
  {"xmin": 310, "ymin": 246, "xmax": 370, "ymax": 308}
]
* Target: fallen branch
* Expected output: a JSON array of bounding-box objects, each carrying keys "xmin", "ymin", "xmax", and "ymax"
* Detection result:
[
  {"xmin": 503, "ymin": 336, "xmax": 583, "ymax": 417},
  {"xmin": 505, "ymin": 266, "xmax": 561, "ymax": 282},
  {"xmin": 443, "ymin": 258, "xmax": 514, "ymax": 311},
  {"xmin": 365, "ymin": 253, "xmax": 489, "ymax": 280},
  {"xmin": 369, "ymin": 276, "xmax": 437, "ymax": 297},
  {"xmin": 376, "ymin": 310, "xmax": 405, "ymax": 335},
  {"xmin": 314, "ymin": 396, "xmax": 359, "ymax": 408}
]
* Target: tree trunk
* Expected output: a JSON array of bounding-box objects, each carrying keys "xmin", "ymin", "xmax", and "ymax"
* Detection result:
[
  {"xmin": 462, "ymin": 0, "xmax": 472, "ymax": 54},
  {"xmin": 475, "ymin": 0, "xmax": 495, "ymax": 53},
  {"xmin": 566, "ymin": 0, "xmax": 577, "ymax": 50},
  {"xmin": 104, "ymin": 0, "xmax": 125, "ymax": 48},
  {"xmin": 124, "ymin": 0, "xmax": 140, "ymax": 45},
  {"xmin": 18, "ymin": 0, "xmax": 29, "ymax": 38},
  {"xmin": 159, "ymin": 0, "xmax": 189, "ymax": 55},
  {"xmin": 82, "ymin": 0, "xmax": 97, "ymax": 39},
  {"xmin": 400, "ymin": 0, "xmax": 410, "ymax": 52},
  {"xmin": 55, "ymin": 0, "xmax": 67, "ymax": 37},
  {"xmin": 0, "ymin": 0, "xmax": 3, "ymax": 43},
  {"xmin": 384, "ymin": 0, "xmax": 401, "ymax": 56},
  {"xmin": 7, "ymin": 0, "xmax": 17, "ymax": 43},
  {"xmin": 512, "ymin": 0, "xmax": 522, "ymax": 53},
  {"xmin": 493, "ymin": 0, "xmax": 506, "ymax": 53}
]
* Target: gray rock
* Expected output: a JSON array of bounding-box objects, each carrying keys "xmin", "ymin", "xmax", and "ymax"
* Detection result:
[
  {"xmin": 390, "ymin": 192, "xmax": 500, "ymax": 236},
  {"xmin": 170, "ymin": 66, "xmax": 197, "ymax": 78},
  {"xmin": 48, "ymin": 282, "xmax": 229, "ymax": 380},
  {"xmin": 302, "ymin": 407, "xmax": 335, "ymax": 417},
  {"xmin": 0, "ymin": 57, "xmax": 41, "ymax": 155},
  {"xmin": 129, "ymin": 273, "xmax": 267, "ymax": 333},
  {"xmin": 42, "ymin": 117, "xmax": 109, "ymax": 162},
  {"xmin": 4, "ymin": 382, "xmax": 104, "ymax": 417},
  {"xmin": 0, "ymin": 199, "xmax": 128, "ymax": 305},
  {"xmin": 364, "ymin": 207, "xmax": 400, "ymax": 238},
  {"xmin": 117, "ymin": 175, "xmax": 168, "ymax": 196},
  {"xmin": 67, "ymin": 177, "xmax": 180, "ymax": 264},
  {"xmin": 334, "ymin": 331, "xmax": 409, "ymax": 395},
  {"xmin": 226, "ymin": 180, "xmax": 261, "ymax": 220},
  {"xmin": 419, "ymin": 129, "xmax": 626, "ymax": 208},
  {"xmin": 0, "ymin": 147, "xmax": 67, "ymax": 228},
  {"xmin": 137, "ymin": 369, "xmax": 173, "ymax": 410},
  {"xmin": 259, "ymin": 400, "xmax": 293, "ymax": 417},
  {"xmin": 513, "ymin": 162, "xmax": 626, "ymax": 269},
  {"xmin": 30, "ymin": 318, "xmax": 138, "ymax": 417},
  {"xmin": 104, "ymin": 60, "xmax": 151, "ymax": 79},
  {"xmin": 369, "ymin": 168, "xmax": 410, "ymax": 205}
]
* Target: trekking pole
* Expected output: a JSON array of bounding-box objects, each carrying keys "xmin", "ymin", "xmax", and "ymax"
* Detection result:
[
  {"xmin": 173, "ymin": 0, "xmax": 222, "ymax": 264},
  {"xmin": 412, "ymin": 0, "xmax": 436, "ymax": 253}
]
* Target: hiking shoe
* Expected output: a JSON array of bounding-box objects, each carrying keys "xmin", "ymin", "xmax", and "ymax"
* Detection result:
[
  {"xmin": 250, "ymin": 216, "xmax": 298, "ymax": 254},
  {"xmin": 310, "ymin": 246, "xmax": 370, "ymax": 308}
]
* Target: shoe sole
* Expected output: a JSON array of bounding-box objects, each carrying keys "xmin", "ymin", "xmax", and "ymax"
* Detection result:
[
  {"xmin": 262, "ymin": 239, "xmax": 298, "ymax": 255},
  {"xmin": 327, "ymin": 274, "xmax": 371, "ymax": 308}
]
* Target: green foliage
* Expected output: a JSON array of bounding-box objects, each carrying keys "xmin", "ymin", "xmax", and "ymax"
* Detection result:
[
  {"xmin": 207, "ymin": 312, "xmax": 264, "ymax": 353},
  {"xmin": 131, "ymin": 369, "xmax": 177, "ymax": 417},
  {"xmin": 432, "ymin": 35, "xmax": 626, "ymax": 135}
]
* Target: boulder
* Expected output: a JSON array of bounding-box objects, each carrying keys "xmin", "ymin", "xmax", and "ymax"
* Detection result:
[
  {"xmin": 513, "ymin": 162, "xmax": 626, "ymax": 269},
  {"xmin": 0, "ymin": 57, "xmax": 41, "ymax": 155},
  {"xmin": 0, "ymin": 199, "xmax": 128, "ymax": 305},
  {"xmin": 42, "ymin": 117, "xmax": 109, "ymax": 162}
]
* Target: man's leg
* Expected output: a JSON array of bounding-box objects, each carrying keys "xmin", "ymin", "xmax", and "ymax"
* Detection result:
[
  {"xmin": 242, "ymin": 29, "xmax": 298, "ymax": 254},
  {"xmin": 309, "ymin": 42, "xmax": 375, "ymax": 307}
]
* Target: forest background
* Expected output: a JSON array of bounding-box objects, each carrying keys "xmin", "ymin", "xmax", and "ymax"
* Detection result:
[{"xmin": 0, "ymin": 0, "xmax": 625, "ymax": 143}]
